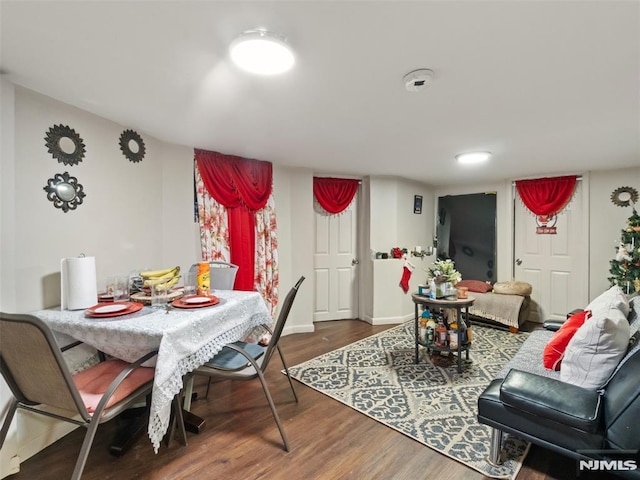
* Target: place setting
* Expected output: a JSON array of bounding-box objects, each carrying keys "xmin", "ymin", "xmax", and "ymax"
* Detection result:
[
  {"xmin": 167, "ymin": 268, "xmax": 222, "ymax": 309},
  {"xmin": 171, "ymin": 294, "xmax": 220, "ymax": 309},
  {"xmin": 84, "ymin": 301, "xmax": 144, "ymax": 318}
]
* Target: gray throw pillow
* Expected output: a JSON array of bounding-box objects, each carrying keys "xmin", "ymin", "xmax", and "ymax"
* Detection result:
[{"xmin": 560, "ymin": 287, "xmax": 630, "ymax": 390}]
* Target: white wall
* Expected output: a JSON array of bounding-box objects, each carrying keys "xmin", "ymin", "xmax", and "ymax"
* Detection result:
[
  {"xmin": 272, "ymin": 166, "xmax": 315, "ymax": 334},
  {"xmin": 589, "ymin": 167, "xmax": 640, "ymax": 299},
  {"xmin": 10, "ymin": 87, "xmax": 165, "ymax": 310},
  {"xmin": 364, "ymin": 176, "xmax": 435, "ymax": 324},
  {"xmin": 159, "ymin": 142, "xmax": 201, "ymax": 268},
  {"xmin": 0, "ymin": 83, "xmax": 198, "ymax": 473},
  {"xmin": 0, "ymin": 76, "xmax": 20, "ymax": 479}
]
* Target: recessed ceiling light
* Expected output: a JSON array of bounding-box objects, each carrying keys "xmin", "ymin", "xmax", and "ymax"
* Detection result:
[
  {"xmin": 455, "ymin": 152, "xmax": 492, "ymax": 164},
  {"xmin": 229, "ymin": 30, "xmax": 294, "ymax": 75}
]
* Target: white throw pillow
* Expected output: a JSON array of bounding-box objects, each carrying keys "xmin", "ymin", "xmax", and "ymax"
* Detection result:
[
  {"xmin": 586, "ymin": 285, "xmax": 630, "ymax": 317},
  {"xmin": 560, "ymin": 287, "xmax": 630, "ymax": 390}
]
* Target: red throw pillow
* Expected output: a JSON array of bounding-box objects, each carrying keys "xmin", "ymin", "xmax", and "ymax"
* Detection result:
[
  {"xmin": 543, "ymin": 310, "xmax": 590, "ymax": 371},
  {"xmin": 455, "ymin": 280, "xmax": 493, "ymax": 294}
]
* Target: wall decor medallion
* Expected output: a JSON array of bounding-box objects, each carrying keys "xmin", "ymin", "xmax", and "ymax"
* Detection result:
[
  {"xmin": 610, "ymin": 186, "xmax": 639, "ymax": 207},
  {"xmin": 43, "ymin": 172, "xmax": 86, "ymax": 212},
  {"xmin": 119, "ymin": 129, "xmax": 146, "ymax": 163},
  {"xmin": 44, "ymin": 124, "xmax": 86, "ymax": 166}
]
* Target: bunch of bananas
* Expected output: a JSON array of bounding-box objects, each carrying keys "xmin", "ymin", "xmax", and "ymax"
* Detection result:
[{"xmin": 139, "ymin": 266, "xmax": 180, "ymax": 292}]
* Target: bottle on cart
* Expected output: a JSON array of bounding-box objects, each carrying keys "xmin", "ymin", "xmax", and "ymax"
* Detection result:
[
  {"xmin": 426, "ymin": 325, "xmax": 434, "ymax": 344},
  {"xmin": 436, "ymin": 317, "xmax": 448, "ymax": 347},
  {"xmin": 419, "ymin": 317, "xmax": 427, "ymax": 342},
  {"xmin": 424, "ymin": 310, "xmax": 435, "ymax": 344},
  {"xmin": 448, "ymin": 322, "xmax": 458, "ymax": 349},
  {"xmin": 429, "ymin": 278, "xmax": 437, "ymax": 299},
  {"xmin": 458, "ymin": 318, "xmax": 468, "ymax": 344},
  {"xmin": 419, "ymin": 309, "xmax": 430, "ymax": 343}
]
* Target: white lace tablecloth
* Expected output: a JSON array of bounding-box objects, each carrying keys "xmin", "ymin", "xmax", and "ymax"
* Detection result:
[{"xmin": 33, "ymin": 290, "xmax": 271, "ymax": 452}]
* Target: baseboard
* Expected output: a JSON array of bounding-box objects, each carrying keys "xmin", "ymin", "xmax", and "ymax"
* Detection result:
[
  {"xmin": 0, "ymin": 451, "xmax": 20, "ymax": 479},
  {"xmin": 283, "ymin": 324, "xmax": 315, "ymax": 336},
  {"xmin": 362, "ymin": 313, "xmax": 413, "ymax": 325}
]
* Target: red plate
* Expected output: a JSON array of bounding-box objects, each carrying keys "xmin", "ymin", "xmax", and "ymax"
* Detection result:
[
  {"xmin": 172, "ymin": 295, "xmax": 220, "ymax": 309},
  {"xmin": 97, "ymin": 293, "xmax": 115, "ymax": 303},
  {"xmin": 85, "ymin": 301, "xmax": 143, "ymax": 318}
]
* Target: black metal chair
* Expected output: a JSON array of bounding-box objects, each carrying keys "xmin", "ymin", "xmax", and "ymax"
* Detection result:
[{"xmin": 194, "ymin": 276, "xmax": 305, "ymax": 451}]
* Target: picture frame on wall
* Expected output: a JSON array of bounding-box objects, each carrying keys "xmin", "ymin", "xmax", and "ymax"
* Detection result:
[{"xmin": 414, "ymin": 195, "xmax": 423, "ymax": 214}]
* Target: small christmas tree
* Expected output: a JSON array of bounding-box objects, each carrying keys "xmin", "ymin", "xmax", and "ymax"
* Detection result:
[{"xmin": 608, "ymin": 208, "xmax": 640, "ymax": 293}]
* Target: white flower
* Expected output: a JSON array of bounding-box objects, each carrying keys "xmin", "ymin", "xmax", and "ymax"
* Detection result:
[{"xmin": 425, "ymin": 259, "xmax": 462, "ymax": 284}]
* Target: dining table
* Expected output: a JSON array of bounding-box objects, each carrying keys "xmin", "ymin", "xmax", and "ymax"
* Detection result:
[{"xmin": 32, "ymin": 289, "xmax": 272, "ymax": 453}]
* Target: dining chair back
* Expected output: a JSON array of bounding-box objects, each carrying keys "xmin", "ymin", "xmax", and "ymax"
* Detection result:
[
  {"xmin": 209, "ymin": 261, "xmax": 239, "ymax": 290},
  {"xmin": 196, "ymin": 275, "xmax": 305, "ymax": 451},
  {"xmin": 0, "ymin": 312, "xmax": 184, "ymax": 480},
  {"xmin": 189, "ymin": 261, "xmax": 239, "ymax": 290},
  {"xmin": 260, "ymin": 275, "xmax": 305, "ymax": 374}
]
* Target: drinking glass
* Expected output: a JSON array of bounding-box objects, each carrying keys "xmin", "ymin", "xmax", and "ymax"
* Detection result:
[
  {"xmin": 105, "ymin": 276, "xmax": 116, "ymax": 299},
  {"xmin": 113, "ymin": 276, "xmax": 129, "ymax": 301},
  {"xmin": 183, "ymin": 272, "xmax": 198, "ymax": 297},
  {"xmin": 150, "ymin": 283, "xmax": 168, "ymax": 309}
]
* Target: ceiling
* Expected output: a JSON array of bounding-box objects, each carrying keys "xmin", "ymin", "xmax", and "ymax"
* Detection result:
[{"xmin": 1, "ymin": 1, "xmax": 638, "ymax": 186}]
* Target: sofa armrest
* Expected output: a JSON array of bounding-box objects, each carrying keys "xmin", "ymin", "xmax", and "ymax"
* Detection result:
[{"xmin": 499, "ymin": 369, "xmax": 603, "ymax": 433}]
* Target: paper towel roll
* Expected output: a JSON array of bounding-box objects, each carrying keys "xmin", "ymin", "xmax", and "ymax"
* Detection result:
[{"xmin": 61, "ymin": 256, "xmax": 98, "ymax": 310}]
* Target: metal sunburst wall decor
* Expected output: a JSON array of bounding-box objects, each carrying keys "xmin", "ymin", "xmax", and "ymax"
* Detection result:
[
  {"xmin": 44, "ymin": 124, "xmax": 86, "ymax": 166},
  {"xmin": 611, "ymin": 186, "xmax": 639, "ymax": 208},
  {"xmin": 119, "ymin": 129, "xmax": 146, "ymax": 163},
  {"xmin": 43, "ymin": 172, "xmax": 86, "ymax": 213}
]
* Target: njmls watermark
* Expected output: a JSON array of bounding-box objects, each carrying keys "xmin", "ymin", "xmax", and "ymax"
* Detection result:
[{"xmin": 577, "ymin": 450, "xmax": 639, "ymax": 475}]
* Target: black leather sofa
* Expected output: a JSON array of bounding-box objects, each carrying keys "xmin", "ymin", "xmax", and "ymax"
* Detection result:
[{"xmin": 477, "ymin": 295, "xmax": 640, "ymax": 479}]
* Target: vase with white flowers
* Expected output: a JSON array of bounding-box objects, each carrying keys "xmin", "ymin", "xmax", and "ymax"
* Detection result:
[{"xmin": 424, "ymin": 258, "xmax": 462, "ymax": 298}]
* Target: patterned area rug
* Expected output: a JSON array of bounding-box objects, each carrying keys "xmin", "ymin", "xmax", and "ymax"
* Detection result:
[{"xmin": 287, "ymin": 322, "xmax": 531, "ymax": 479}]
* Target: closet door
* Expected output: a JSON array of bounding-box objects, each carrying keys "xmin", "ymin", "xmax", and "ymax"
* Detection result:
[
  {"xmin": 314, "ymin": 199, "xmax": 358, "ymax": 321},
  {"xmin": 514, "ymin": 181, "xmax": 588, "ymax": 322}
]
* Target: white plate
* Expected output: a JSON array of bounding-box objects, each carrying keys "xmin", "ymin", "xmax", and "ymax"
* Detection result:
[
  {"xmin": 183, "ymin": 296, "xmax": 212, "ymax": 304},
  {"xmin": 94, "ymin": 304, "xmax": 128, "ymax": 314}
]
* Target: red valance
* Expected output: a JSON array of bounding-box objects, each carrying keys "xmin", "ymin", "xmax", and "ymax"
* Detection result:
[
  {"xmin": 195, "ymin": 149, "xmax": 273, "ymax": 291},
  {"xmin": 515, "ymin": 175, "xmax": 578, "ymax": 216},
  {"xmin": 313, "ymin": 177, "xmax": 359, "ymax": 214}
]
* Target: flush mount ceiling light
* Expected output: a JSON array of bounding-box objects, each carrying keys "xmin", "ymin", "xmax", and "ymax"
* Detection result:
[
  {"xmin": 455, "ymin": 152, "xmax": 492, "ymax": 164},
  {"xmin": 229, "ymin": 29, "xmax": 294, "ymax": 75}
]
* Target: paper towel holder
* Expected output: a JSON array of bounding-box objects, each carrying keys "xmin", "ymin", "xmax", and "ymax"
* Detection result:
[{"xmin": 60, "ymin": 255, "xmax": 98, "ymax": 311}]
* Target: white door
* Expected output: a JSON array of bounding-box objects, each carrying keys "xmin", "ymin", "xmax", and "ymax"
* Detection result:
[
  {"xmin": 314, "ymin": 198, "xmax": 358, "ymax": 321},
  {"xmin": 514, "ymin": 181, "xmax": 588, "ymax": 322}
]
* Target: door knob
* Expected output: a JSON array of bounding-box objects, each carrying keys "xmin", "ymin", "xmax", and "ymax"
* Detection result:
[
  {"xmin": 515, "ymin": 258, "xmax": 523, "ymax": 266},
  {"xmin": 351, "ymin": 259, "xmax": 360, "ymax": 266}
]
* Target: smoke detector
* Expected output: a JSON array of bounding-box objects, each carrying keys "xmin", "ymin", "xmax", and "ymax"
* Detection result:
[{"xmin": 403, "ymin": 69, "xmax": 434, "ymax": 92}]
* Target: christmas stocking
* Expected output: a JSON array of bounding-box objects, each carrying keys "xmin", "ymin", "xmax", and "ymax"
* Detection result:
[{"xmin": 399, "ymin": 263, "xmax": 414, "ymax": 293}]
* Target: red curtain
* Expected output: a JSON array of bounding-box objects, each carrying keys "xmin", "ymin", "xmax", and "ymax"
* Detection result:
[
  {"xmin": 313, "ymin": 177, "xmax": 359, "ymax": 214},
  {"xmin": 515, "ymin": 175, "xmax": 578, "ymax": 216},
  {"xmin": 195, "ymin": 149, "xmax": 272, "ymax": 291}
]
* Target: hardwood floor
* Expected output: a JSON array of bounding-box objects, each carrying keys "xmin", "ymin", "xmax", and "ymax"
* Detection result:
[{"xmin": 7, "ymin": 320, "xmax": 609, "ymax": 480}]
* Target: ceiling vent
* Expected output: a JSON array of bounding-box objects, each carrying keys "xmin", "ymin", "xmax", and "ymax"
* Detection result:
[{"xmin": 403, "ymin": 69, "xmax": 434, "ymax": 92}]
